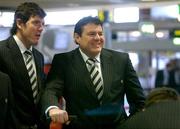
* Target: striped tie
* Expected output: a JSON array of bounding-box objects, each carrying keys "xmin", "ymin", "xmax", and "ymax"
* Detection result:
[
  {"xmin": 24, "ymin": 50, "xmax": 38, "ymax": 104},
  {"xmin": 86, "ymin": 58, "xmax": 103, "ymax": 103}
]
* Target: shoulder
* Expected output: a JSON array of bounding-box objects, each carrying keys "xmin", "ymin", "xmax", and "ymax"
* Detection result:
[
  {"xmin": 0, "ymin": 36, "xmax": 15, "ymax": 51},
  {"xmin": 102, "ymin": 48, "xmax": 129, "ymax": 59},
  {"xmin": 0, "ymin": 37, "xmax": 10, "ymax": 47},
  {"xmin": 33, "ymin": 48, "xmax": 43, "ymax": 57},
  {"xmin": 51, "ymin": 49, "xmax": 79, "ymax": 67},
  {"xmin": 53, "ymin": 48, "xmax": 78, "ymax": 59}
]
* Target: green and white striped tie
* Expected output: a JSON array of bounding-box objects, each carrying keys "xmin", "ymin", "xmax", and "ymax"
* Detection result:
[
  {"xmin": 86, "ymin": 58, "xmax": 103, "ymax": 103},
  {"xmin": 24, "ymin": 50, "xmax": 38, "ymax": 104}
]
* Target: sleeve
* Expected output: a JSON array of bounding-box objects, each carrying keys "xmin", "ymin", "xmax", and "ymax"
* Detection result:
[
  {"xmin": 40, "ymin": 54, "xmax": 65, "ymax": 115},
  {"xmin": 124, "ymin": 54, "xmax": 146, "ymax": 115}
]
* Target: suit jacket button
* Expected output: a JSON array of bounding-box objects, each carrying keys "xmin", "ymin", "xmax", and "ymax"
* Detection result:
[
  {"xmin": 121, "ymin": 80, "xmax": 123, "ymax": 84},
  {"xmin": 5, "ymin": 98, "xmax": 8, "ymax": 103}
]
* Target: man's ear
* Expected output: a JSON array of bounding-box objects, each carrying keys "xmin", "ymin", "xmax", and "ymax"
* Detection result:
[
  {"xmin": 16, "ymin": 18, "xmax": 24, "ymax": 29},
  {"xmin": 74, "ymin": 33, "xmax": 80, "ymax": 45}
]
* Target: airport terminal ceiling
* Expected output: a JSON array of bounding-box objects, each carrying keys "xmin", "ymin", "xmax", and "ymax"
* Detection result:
[{"xmin": 0, "ymin": 0, "xmax": 180, "ymax": 10}]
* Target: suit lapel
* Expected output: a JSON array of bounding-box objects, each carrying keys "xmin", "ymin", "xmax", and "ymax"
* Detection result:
[
  {"xmin": 72, "ymin": 49, "xmax": 98, "ymax": 100},
  {"xmin": 7, "ymin": 37, "xmax": 33, "ymax": 97},
  {"xmin": 7, "ymin": 37, "xmax": 43, "ymax": 103},
  {"xmin": 100, "ymin": 49, "xmax": 114, "ymax": 101},
  {"xmin": 32, "ymin": 49, "xmax": 43, "ymax": 102},
  {"xmin": 8, "ymin": 38, "xmax": 30, "ymax": 84},
  {"xmin": 33, "ymin": 50, "xmax": 41, "ymax": 86}
]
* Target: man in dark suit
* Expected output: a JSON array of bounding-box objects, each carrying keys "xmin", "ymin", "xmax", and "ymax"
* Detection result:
[
  {"xmin": 0, "ymin": 71, "xmax": 13, "ymax": 129},
  {"xmin": 41, "ymin": 16, "xmax": 145, "ymax": 129},
  {"xmin": 0, "ymin": 2, "xmax": 47, "ymax": 129}
]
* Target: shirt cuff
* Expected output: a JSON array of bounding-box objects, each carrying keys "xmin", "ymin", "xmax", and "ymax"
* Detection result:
[{"xmin": 45, "ymin": 106, "xmax": 59, "ymax": 119}]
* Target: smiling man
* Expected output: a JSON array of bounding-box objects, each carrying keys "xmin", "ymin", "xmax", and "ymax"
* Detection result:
[
  {"xmin": 41, "ymin": 16, "xmax": 145, "ymax": 129},
  {"xmin": 0, "ymin": 2, "xmax": 47, "ymax": 129}
]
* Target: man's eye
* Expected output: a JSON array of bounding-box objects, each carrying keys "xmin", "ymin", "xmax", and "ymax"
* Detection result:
[
  {"xmin": 33, "ymin": 21, "xmax": 39, "ymax": 24},
  {"xmin": 32, "ymin": 21, "xmax": 44, "ymax": 26},
  {"xmin": 99, "ymin": 33, "xmax": 103, "ymax": 36},
  {"xmin": 88, "ymin": 33, "xmax": 96, "ymax": 36}
]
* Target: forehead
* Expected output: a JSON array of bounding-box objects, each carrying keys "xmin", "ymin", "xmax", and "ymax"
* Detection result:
[
  {"xmin": 82, "ymin": 23, "xmax": 103, "ymax": 32},
  {"xmin": 28, "ymin": 15, "xmax": 44, "ymax": 21}
]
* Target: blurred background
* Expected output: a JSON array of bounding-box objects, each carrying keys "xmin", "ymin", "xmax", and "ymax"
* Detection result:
[{"xmin": 0, "ymin": 0, "xmax": 180, "ymax": 96}]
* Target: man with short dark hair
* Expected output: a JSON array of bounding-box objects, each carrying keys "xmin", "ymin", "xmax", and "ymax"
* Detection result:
[
  {"xmin": 41, "ymin": 16, "xmax": 145, "ymax": 129},
  {"xmin": 0, "ymin": 2, "xmax": 47, "ymax": 129}
]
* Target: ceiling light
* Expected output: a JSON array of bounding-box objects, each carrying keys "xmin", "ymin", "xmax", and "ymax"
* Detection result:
[{"xmin": 141, "ymin": 0, "xmax": 156, "ymax": 1}]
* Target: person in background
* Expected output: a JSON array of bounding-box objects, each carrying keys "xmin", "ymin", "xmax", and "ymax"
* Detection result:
[
  {"xmin": 41, "ymin": 16, "xmax": 145, "ymax": 129},
  {"xmin": 155, "ymin": 58, "xmax": 180, "ymax": 93},
  {"xmin": 0, "ymin": 2, "xmax": 47, "ymax": 129},
  {"xmin": 0, "ymin": 71, "xmax": 13, "ymax": 129},
  {"xmin": 145, "ymin": 87, "xmax": 179, "ymax": 107},
  {"xmin": 119, "ymin": 87, "xmax": 180, "ymax": 129}
]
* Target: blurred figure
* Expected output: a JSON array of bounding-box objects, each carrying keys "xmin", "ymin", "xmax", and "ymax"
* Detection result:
[
  {"xmin": 155, "ymin": 58, "xmax": 180, "ymax": 93},
  {"xmin": 145, "ymin": 87, "xmax": 179, "ymax": 107},
  {"xmin": 0, "ymin": 2, "xmax": 47, "ymax": 129},
  {"xmin": 119, "ymin": 87, "xmax": 180, "ymax": 129},
  {"xmin": 0, "ymin": 71, "xmax": 13, "ymax": 129}
]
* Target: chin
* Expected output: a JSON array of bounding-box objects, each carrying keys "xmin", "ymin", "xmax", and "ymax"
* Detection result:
[
  {"xmin": 32, "ymin": 42, "xmax": 38, "ymax": 46},
  {"xmin": 93, "ymin": 50, "xmax": 101, "ymax": 56},
  {"xmin": 96, "ymin": 48, "xmax": 102, "ymax": 52}
]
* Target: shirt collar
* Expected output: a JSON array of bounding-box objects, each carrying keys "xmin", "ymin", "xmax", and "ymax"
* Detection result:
[
  {"xmin": 79, "ymin": 48, "xmax": 101, "ymax": 63},
  {"xmin": 13, "ymin": 35, "xmax": 33, "ymax": 54}
]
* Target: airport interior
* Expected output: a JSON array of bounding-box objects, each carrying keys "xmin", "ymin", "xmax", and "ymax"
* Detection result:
[{"xmin": 0, "ymin": 0, "xmax": 180, "ymax": 116}]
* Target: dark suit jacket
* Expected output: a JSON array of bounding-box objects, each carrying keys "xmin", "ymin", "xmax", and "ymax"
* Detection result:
[
  {"xmin": 41, "ymin": 48, "xmax": 145, "ymax": 129},
  {"xmin": 155, "ymin": 70, "xmax": 164, "ymax": 87},
  {"xmin": 0, "ymin": 36, "xmax": 45, "ymax": 128},
  {"xmin": 0, "ymin": 71, "xmax": 12, "ymax": 129},
  {"xmin": 119, "ymin": 100, "xmax": 180, "ymax": 129}
]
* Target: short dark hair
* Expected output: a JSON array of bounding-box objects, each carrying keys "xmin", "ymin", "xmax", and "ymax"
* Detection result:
[
  {"xmin": 145, "ymin": 87, "xmax": 179, "ymax": 108},
  {"xmin": 10, "ymin": 2, "xmax": 46, "ymax": 35},
  {"xmin": 74, "ymin": 16, "xmax": 103, "ymax": 36}
]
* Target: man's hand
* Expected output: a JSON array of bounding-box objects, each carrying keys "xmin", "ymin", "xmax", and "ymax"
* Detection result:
[{"xmin": 49, "ymin": 108, "xmax": 69, "ymax": 124}]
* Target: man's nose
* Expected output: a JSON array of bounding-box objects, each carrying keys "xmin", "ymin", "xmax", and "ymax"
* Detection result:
[{"xmin": 94, "ymin": 33, "xmax": 101, "ymax": 39}]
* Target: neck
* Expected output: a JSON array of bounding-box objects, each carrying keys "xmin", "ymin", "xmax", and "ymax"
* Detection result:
[{"xmin": 16, "ymin": 33, "xmax": 31, "ymax": 49}]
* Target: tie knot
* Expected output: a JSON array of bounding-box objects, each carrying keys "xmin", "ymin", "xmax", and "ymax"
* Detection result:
[
  {"xmin": 24, "ymin": 50, "xmax": 32, "ymax": 60},
  {"xmin": 24, "ymin": 50, "xmax": 32, "ymax": 57},
  {"xmin": 86, "ymin": 58, "xmax": 96, "ymax": 66},
  {"xmin": 24, "ymin": 50, "xmax": 32, "ymax": 55}
]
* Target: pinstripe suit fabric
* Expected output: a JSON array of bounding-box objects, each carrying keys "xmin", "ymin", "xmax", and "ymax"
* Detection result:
[
  {"xmin": 0, "ymin": 36, "xmax": 45, "ymax": 128},
  {"xmin": 41, "ymin": 48, "xmax": 145, "ymax": 129}
]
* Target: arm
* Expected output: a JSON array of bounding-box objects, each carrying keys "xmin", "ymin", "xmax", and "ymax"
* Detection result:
[
  {"xmin": 124, "ymin": 54, "xmax": 146, "ymax": 115},
  {"xmin": 41, "ymin": 54, "xmax": 69, "ymax": 124}
]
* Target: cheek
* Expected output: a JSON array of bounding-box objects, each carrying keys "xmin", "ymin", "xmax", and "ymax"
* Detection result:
[
  {"xmin": 101, "ymin": 37, "xmax": 105, "ymax": 42},
  {"xmin": 24, "ymin": 27, "xmax": 33, "ymax": 34},
  {"xmin": 23, "ymin": 30, "xmax": 31, "ymax": 37},
  {"xmin": 27, "ymin": 25, "xmax": 36, "ymax": 32}
]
